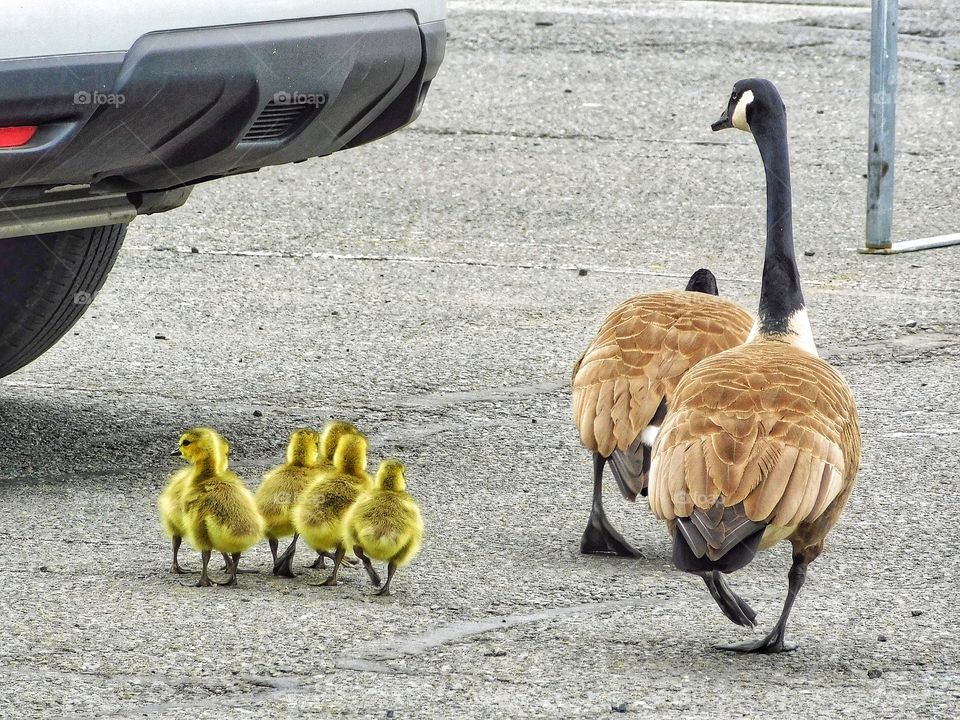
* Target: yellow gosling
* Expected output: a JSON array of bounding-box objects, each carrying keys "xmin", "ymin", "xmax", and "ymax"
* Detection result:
[
  {"xmin": 158, "ymin": 465, "xmax": 192, "ymax": 573},
  {"xmin": 292, "ymin": 433, "xmax": 371, "ymax": 586},
  {"xmin": 255, "ymin": 428, "xmax": 323, "ymax": 577},
  {"xmin": 178, "ymin": 427, "xmax": 265, "ymax": 587},
  {"xmin": 344, "ymin": 459, "xmax": 423, "ymax": 596}
]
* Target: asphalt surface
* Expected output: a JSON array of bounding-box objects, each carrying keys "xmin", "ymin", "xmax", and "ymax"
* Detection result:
[{"xmin": 3, "ymin": 1, "xmax": 960, "ymax": 717}]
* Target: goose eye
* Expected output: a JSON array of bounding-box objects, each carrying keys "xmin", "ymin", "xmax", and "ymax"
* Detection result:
[{"xmin": 182, "ymin": 440, "xmax": 192, "ymax": 447}]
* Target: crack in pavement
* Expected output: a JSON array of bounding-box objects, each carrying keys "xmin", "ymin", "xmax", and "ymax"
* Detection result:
[{"xmin": 335, "ymin": 596, "xmax": 678, "ymax": 674}]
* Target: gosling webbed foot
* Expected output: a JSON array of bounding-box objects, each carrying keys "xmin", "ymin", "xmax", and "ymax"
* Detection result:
[
  {"xmin": 215, "ymin": 553, "xmax": 241, "ymax": 587},
  {"xmin": 318, "ymin": 576, "xmax": 340, "ymax": 587},
  {"xmin": 183, "ymin": 576, "xmax": 213, "ymax": 588},
  {"xmin": 273, "ymin": 536, "xmax": 298, "ymax": 577},
  {"xmin": 274, "ymin": 556, "xmax": 297, "ymax": 578},
  {"xmin": 169, "ymin": 562, "xmax": 191, "ymax": 575},
  {"xmin": 374, "ymin": 562, "xmax": 397, "ymax": 596},
  {"xmin": 310, "ymin": 552, "xmax": 356, "ymax": 571}
]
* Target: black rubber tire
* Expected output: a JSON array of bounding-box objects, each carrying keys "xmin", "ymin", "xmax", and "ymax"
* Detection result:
[{"xmin": 0, "ymin": 224, "xmax": 127, "ymax": 378}]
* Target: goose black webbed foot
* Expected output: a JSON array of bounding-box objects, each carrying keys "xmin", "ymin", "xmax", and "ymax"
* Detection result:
[
  {"xmin": 715, "ymin": 634, "xmax": 798, "ymax": 654},
  {"xmin": 580, "ymin": 513, "xmax": 642, "ymax": 558},
  {"xmin": 580, "ymin": 453, "xmax": 642, "ymax": 558},
  {"xmin": 701, "ymin": 571, "xmax": 757, "ymax": 628}
]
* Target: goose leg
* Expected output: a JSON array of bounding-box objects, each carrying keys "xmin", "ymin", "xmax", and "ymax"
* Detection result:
[
  {"xmin": 220, "ymin": 552, "xmax": 233, "ymax": 572},
  {"xmin": 701, "ymin": 571, "xmax": 757, "ymax": 628},
  {"xmin": 580, "ymin": 453, "xmax": 642, "ymax": 558},
  {"xmin": 716, "ymin": 553, "xmax": 808, "ymax": 654},
  {"xmin": 376, "ymin": 562, "xmax": 397, "ymax": 596},
  {"xmin": 169, "ymin": 536, "xmax": 189, "ymax": 574},
  {"xmin": 353, "ymin": 546, "xmax": 382, "ymax": 587},
  {"xmin": 319, "ymin": 546, "xmax": 346, "ymax": 587},
  {"xmin": 274, "ymin": 534, "xmax": 299, "ymax": 578},
  {"xmin": 268, "ymin": 537, "xmax": 279, "ymax": 566},
  {"xmin": 216, "ymin": 553, "xmax": 242, "ymax": 587}
]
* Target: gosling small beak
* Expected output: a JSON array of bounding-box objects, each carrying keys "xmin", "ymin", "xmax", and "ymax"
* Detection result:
[
  {"xmin": 711, "ymin": 108, "xmax": 733, "ymax": 132},
  {"xmin": 170, "ymin": 448, "xmax": 181, "ymax": 456}
]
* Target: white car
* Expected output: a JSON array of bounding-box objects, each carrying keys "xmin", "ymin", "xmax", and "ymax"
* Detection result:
[{"xmin": 0, "ymin": 1, "xmax": 445, "ymax": 377}]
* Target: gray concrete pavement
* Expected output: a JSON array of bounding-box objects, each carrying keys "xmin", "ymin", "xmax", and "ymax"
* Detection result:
[{"xmin": 3, "ymin": 0, "xmax": 960, "ymax": 717}]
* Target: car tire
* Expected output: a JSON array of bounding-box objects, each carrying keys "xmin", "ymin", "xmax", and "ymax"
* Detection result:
[{"xmin": 0, "ymin": 223, "xmax": 127, "ymax": 378}]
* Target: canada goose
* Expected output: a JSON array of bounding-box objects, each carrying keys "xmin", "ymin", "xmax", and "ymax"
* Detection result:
[
  {"xmin": 177, "ymin": 428, "xmax": 266, "ymax": 587},
  {"xmin": 343, "ymin": 459, "xmax": 423, "ymax": 596},
  {"xmin": 292, "ymin": 433, "xmax": 372, "ymax": 587},
  {"xmin": 571, "ymin": 270, "xmax": 753, "ymax": 557},
  {"xmin": 255, "ymin": 428, "xmax": 324, "ymax": 577},
  {"xmin": 648, "ymin": 79, "xmax": 861, "ymax": 653}
]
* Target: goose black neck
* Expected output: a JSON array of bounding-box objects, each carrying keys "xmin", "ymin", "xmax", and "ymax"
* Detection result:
[{"xmin": 754, "ymin": 111, "xmax": 804, "ymax": 334}]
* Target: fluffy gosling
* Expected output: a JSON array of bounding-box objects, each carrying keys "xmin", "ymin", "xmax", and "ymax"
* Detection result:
[
  {"xmin": 178, "ymin": 427, "xmax": 265, "ymax": 587},
  {"xmin": 292, "ymin": 433, "xmax": 371, "ymax": 586},
  {"xmin": 344, "ymin": 459, "xmax": 423, "ymax": 596},
  {"xmin": 158, "ymin": 465, "xmax": 193, "ymax": 573},
  {"xmin": 255, "ymin": 428, "xmax": 323, "ymax": 577}
]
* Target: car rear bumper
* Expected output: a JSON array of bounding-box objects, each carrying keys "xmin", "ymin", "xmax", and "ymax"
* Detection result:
[{"xmin": 0, "ymin": 11, "xmax": 445, "ymax": 198}]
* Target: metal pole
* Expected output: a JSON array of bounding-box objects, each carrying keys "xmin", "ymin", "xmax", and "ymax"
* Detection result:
[
  {"xmin": 864, "ymin": 0, "xmax": 898, "ymax": 251},
  {"xmin": 860, "ymin": 0, "xmax": 960, "ymax": 254}
]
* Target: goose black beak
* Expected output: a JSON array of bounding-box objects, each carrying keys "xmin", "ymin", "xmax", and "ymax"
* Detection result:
[{"xmin": 711, "ymin": 109, "xmax": 733, "ymax": 132}]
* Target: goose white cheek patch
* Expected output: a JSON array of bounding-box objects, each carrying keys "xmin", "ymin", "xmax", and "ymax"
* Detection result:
[{"xmin": 732, "ymin": 89, "xmax": 754, "ymax": 131}]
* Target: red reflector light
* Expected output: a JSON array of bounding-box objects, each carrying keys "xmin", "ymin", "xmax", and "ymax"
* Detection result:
[{"xmin": 0, "ymin": 126, "xmax": 38, "ymax": 148}]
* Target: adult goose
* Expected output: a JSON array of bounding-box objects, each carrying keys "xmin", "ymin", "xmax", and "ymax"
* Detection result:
[
  {"xmin": 571, "ymin": 269, "xmax": 753, "ymax": 557},
  {"xmin": 648, "ymin": 79, "xmax": 861, "ymax": 653}
]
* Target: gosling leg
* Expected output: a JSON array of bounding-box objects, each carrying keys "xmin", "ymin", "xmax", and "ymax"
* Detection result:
[
  {"xmin": 185, "ymin": 549, "xmax": 213, "ymax": 587},
  {"xmin": 375, "ymin": 562, "xmax": 397, "ymax": 596},
  {"xmin": 169, "ymin": 536, "xmax": 189, "ymax": 574},
  {"xmin": 580, "ymin": 453, "xmax": 641, "ymax": 558},
  {"xmin": 319, "ymin": 546, "xmax": 346, "ymax": 587},
  {"xmin": 216, "ymin": 553, "xmax": 242, "ymax": 587},
  {"xmin": 274, "ymin": 534, "xmax": 299, "ymax": 578},
  {"xmin": 268, "ymin": 537, "xmax": 279, "ymax": 566},
  {"xmin": 353, "ymin": 545, "xmax": 382, "ymax": 587}
]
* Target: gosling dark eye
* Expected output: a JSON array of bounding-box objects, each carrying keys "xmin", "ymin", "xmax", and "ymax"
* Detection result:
[{"xmin": 182, "ymin": 440, "xmax": 192, "ymax": 447}]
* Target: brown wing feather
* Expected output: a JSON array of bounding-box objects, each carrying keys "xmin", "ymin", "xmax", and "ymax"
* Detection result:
[
  {"xmin": 571, "ymin": 291, "xmax": 753, "ymax": 457},
  {"xmin": 649, "ymin": 338, "xmax": 861, "ymax": 544}
]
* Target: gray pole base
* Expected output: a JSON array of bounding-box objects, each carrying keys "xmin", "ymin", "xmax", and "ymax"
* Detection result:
[{"xmin": 858, "ymin": 233, "xmax": 960, "ymax": 254}]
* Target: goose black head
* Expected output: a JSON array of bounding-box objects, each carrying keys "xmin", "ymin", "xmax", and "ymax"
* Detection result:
[
  {"xmin": 711, "ymin": 78, "xmax": 785, "ymax": 134},
  {"xmin": 684, "ymin": 268, "xmax": 719, "ymax": 296}
]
